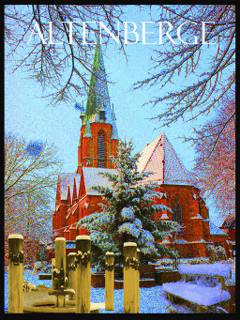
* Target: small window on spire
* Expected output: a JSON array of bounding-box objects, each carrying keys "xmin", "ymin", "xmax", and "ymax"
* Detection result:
[{"xmin": 99, "ymin": 110, "xmax": 105, "ymax": 121}]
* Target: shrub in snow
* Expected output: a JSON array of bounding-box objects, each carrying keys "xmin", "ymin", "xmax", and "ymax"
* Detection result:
[
  {"xmin": 187, "ymin": 257, "xmax": 210, "ymax": 265},
  {"xmin": 207, "ymin": 244, "xmax": 227, "ymax": 262},
  {"xmin": 215, "ymin": 244, "xmax": 227, "ymax": 261},
  {"xmin": 207, "ymin": 244, "xmax": 218, "ymax": 263},
  {"xmin": 156, "ymin": 257, "xmax": 210, "ymax": 268},
  {"xmin": 77, "ymin": 140, "xmax": 179, "ymax": 270}
]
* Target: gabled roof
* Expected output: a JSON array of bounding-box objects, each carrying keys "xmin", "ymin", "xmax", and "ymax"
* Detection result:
[
  {"xmin": 221, "ymin": 214, "xmax": 235, "ymax": 229},
  {"xmin": 209, "ymin": 221, "xmax": 227, "ymax": 235},
  {"xmin": 137, "ymin": 133, "xmax": 193, "ymax": 185},
  {"xmin": 82, "ymin": 167, "xmax": 117, "ymax": 195},
  {"xmin": 59, "ymin": 173, "xmax": 81, "ymax": 200}
]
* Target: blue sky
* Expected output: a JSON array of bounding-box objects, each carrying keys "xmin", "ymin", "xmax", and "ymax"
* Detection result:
[{"xmin": 5, "ymin": 5, "xmax": 223, "ymax": 223}]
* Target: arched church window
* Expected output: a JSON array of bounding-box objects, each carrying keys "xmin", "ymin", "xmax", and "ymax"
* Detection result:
[
  {"xmin": 98, "ymin": 130, "xmax": 106, "ymax": 167},
  {"xmin": 172, "ymin": 198, "xmax": 183, "ymax": 225}
]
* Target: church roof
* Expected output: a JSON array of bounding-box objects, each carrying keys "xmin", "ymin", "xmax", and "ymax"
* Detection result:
[
  {"xmin": 137, "ymin": 133, "xmax": 193, "ymax": 185},
  {"xmin": 59, "ymin": 173, "xmax": 81, "ymax": 200},
  {"xmin": 82, "ymin": 167, "xmax": 117, "ymax": 195},
  {"xmin": 221, "ymin": 214, "xmax": 235, "ymax": 229}
]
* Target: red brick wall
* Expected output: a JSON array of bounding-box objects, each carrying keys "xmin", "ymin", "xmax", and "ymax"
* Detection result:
[
  {"xmin": 77, "ymin": 122, "xmax": 118, "ymax": 172},
  {"xmin": 53, "ymin": 183, "xmax": 215, "ymax": 258},
  {"xmin": 53, "ymin": 137, "xmax": 233, "ymax": 259}
]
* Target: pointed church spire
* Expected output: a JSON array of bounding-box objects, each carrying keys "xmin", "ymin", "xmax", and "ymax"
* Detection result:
[
  {"xmin": 84, "ymin": 39, "xmax": 112, "ymax": 124},
  {"xmin": 111, "ymin": 103, "xmax": 119, "ymax": 140},
  {"xmin": 55, "ymin": 175, "xmax": 61, "ymax": 207},
  {"xmin": 67, "ymin": 185, "xmax": 71, "ymax": 206},
  {"xmin": 77, "ymin": 39, "xmax": 119, "ymax": 172},
  {"xmin": 72, "ymin": 177, "xmax": 78, "ymax": 202}
]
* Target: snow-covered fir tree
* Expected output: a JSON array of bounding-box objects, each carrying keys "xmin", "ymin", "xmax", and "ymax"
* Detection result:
[{"xmin": 77, "ymin": 140, "xmax": 180, "ymax": 270}]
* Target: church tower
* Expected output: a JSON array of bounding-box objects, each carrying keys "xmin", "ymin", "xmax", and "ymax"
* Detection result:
[{"xmin": 77, "ymin": 41, "xmax": 119, "ymax": 174}]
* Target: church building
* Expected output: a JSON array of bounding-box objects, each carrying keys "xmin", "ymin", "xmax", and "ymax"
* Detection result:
[{"xmin": 52, "ymin": 42, "xmax": 232, "ymax": 258}]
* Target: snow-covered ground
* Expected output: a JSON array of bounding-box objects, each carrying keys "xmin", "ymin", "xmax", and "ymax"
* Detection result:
[
  {"xmin": 162, "ymin": 282, "xmax": 230, "ymax": 306},
  {"xmin": 4, "ymin": 270, "xmax": 191, "ymax": 313},
  {"xmin": 4, "ymin": 261, "xmax": 235, "ymax": 313},
  {"xmin": 178, "ymin": 262, "xmax": 232, "ymax": 278}
]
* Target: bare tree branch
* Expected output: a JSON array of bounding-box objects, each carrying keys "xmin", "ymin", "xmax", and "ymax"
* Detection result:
[
  {"xmin": 5, "ymin": 133, "xmax": 62, "ymax": 242},
  {"xmin": 5, "ymin": 4, "xmax": 125, "ymax": 104},
  {"xmin": 134, "ymin": 5, "xmax": 235, "ymax": 127}
]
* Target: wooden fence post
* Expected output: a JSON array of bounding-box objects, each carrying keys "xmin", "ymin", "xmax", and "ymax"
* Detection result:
[
  {"xmin": 75, "ymin": 235, "xmax": 91, "ymax": 313},
  {"xmin": 105, "ymin": 252, "xmax": 114, "ymax": 310},
  {"xmin": 51, "ymin": 258, "xmax": 55, "ymax": 289},
  {"xmin": 67, "ymin": 252, "xmax": 77, "ymax": 298},
  {"xmin": 8, "ymin": 234, "xmax": 24, "ymax": 313},
  {"xmin": 54, "ymin": 237, "xmax": 66, "ymax": 281},
  {"xmin": 136, "ymin": 248, "xmax": 141, "ymax": 313},
  {"xmin": 123, "ymin": 242, "xmax": 138, "ymax": 313},
  {"xmin": 54, "ymin": 237, "xmax": 66, "ymax": 307}
]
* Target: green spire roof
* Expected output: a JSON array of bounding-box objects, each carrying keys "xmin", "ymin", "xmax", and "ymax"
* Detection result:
[
  {"xmin": 81, "ymin": 40, "xmax": 118, "ymax": 140},
  {"xmin": 85, "ymin": 41, "xmax": 111, "ymax": 121}
]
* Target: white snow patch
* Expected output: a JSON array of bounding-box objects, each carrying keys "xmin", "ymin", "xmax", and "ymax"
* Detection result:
[
  {"xmin": 82, "ymin": 167, "xmax": 117, "ymax": 195},
  {"xmin": 190, "ymin": 214, "xmax": 203, "ymax": 219},
  {"xmin": 163, "ymin": 282, "xmax": 231, "ymax": 306},
  {"xmin": 160, "ymin": 213, "xmax": 169, "ymax": 219},
  {"xmin": 178, "ymin": 263, "xmax": 231, "ymax": 278}
]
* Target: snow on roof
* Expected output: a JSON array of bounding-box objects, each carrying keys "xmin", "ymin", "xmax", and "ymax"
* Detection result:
[
  {"xmin": 178, "ymin": 263, "xmax": 231, "ymax": 278},
  {"xmin": 221, "ymin": 214, "xmax": 235, "ymax": 229},
  {"xmin": 82, "ymin": 167, "xmax": 117, "ymax": 195},
  {"xmin": 191, "ymin": 214, "xmax": 203, "ymax": 220},
  {"xmin": 164, "ymin": 134, "xmax": 193, "ymax": 185},
  {"xmin": 137, "ymin": 135, "xmax": 161, "ymax": 173},
  {"xmin": 160, "ymin": 213, "xmax": 169, "ymax": 220},
  {"xmin": 163, "ymin": 282, "xmax": 230, "ymax": 306},
  {"xmin": 60, "ymin": 173, "xmax": 81, "ymax": 200},
  {"xmin": 137, "ymin": 133, "xmax": 193, "ymax": 186},
  {"xmin": 209, "ymin": 221, "xmax": 227, "ymax": 235}
]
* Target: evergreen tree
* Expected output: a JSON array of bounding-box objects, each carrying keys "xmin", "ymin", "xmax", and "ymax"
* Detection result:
[{"xmin": 77, "ymin": 140, "xmax": 180, "ymax": 271}]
